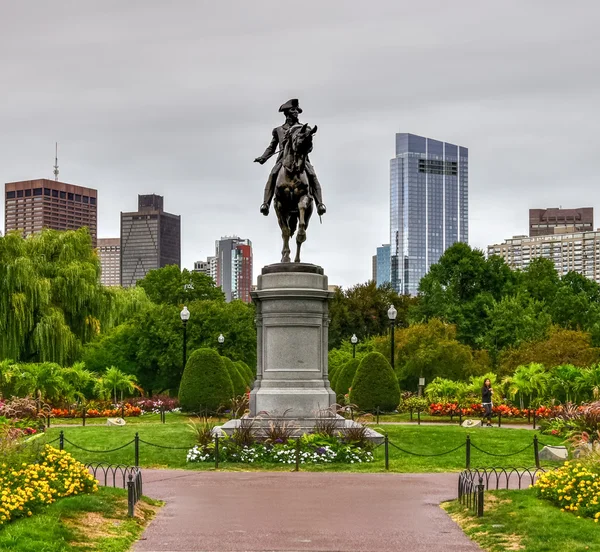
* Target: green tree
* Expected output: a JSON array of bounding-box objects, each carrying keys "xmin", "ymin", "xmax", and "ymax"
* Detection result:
[
  {"xmin": 0, "ymin": 229, "xmax": 145, "ymax": 365},
  {"xmin": 136, "ymin": 265, "xmax": 224, "ymax": 306},
  {"xmin": 349, "ymin": 352, "xmax": 400, "ymax": 411},
  {"xmin": 550, "ymin": 364, "xmax": 581, "ymax": 404},
  {"xmin": 499, "ymin": 327, "xmax": 600, "ymax": 374},
  {"xmin": 503, "ymin": 363, "xmax": 551, "ymax": 408},
  {"xmin": 575, "ymin": 364, "xmax": 600, "ymax": 401},
  {"xmin": 178, "ymin": 348, "xmax": 233, "ymax": 413},
  {"xmin": 235, "ymin": 360, "xmax": 254, "ymax": 387},
  {"xmin": 328, "ymin": 282, "xmax": 417, "ymax": 350},
  {"xmin": 375, "ymin": 319, "xmax": 483, "ymax": 389}
]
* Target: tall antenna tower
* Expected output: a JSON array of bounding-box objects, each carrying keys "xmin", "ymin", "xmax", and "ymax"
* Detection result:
[{"xmin": 53, "ymin": 142, "xmax": 59, "ymax": 181}]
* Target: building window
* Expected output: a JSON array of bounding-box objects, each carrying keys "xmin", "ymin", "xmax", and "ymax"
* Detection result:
[
  {"xmin": 90, "ymin": 197, "xmax": 96, "ymax": 205},
  {"xmin": 44, "ymin": 188, "xmax": 51, "ymax": 196},
  {"xmin": 52, "ymin": 189, "xmax": 59, "ymax": 198},
  {"xmin": 75, "ymin": 194, "xmax": 81, "ymax": 202},
  {"xmin": 6, "ymin": 191, "xmax": 15, "ymax": 199},
  {"xmin": 83, "ymin": 196, "xmax": 89, "ymax": 204}
]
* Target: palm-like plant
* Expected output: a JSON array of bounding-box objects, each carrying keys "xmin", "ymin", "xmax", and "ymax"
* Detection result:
[
  {"xmin": 504, "ymin": 363, "xmax": 550, "ymax": 409},
  {"xmin": 424, "ymin": 377, "xmax": 459, "ymax": 402},
  {"xmin": 575, "ymin": 364, "xmax": 600, "ymax": 402},
  {"xmin": 94, "ymin": 366, "xmax": 141, "ymax": 404},
  {"xmin": 550, "ymin": 364, "xmax": 580, "ymax": 404},
  {"xmin": 14, "ymin": 362, "xmax": 69, "ymax": 408},
  {"xmin": 61, "ymin": 362, "xmax": 96, "ymax": 403}
]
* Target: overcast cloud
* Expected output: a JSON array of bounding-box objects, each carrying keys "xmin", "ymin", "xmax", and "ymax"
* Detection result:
[{"xmin": 1, "ymin": 1, "xmax": 599, "ymax": 287}]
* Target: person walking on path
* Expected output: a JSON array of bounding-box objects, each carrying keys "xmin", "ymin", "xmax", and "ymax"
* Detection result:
[{"xmin": 482, "ymin": 378, "xmax": 493, "ymax": 427}]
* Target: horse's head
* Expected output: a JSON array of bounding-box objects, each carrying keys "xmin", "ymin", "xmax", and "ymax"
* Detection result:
[{"xmin": 292, "ymin": 123, "xmax": 317, "ymax": 155}]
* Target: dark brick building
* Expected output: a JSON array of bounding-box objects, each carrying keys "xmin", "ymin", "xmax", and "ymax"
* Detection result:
[
  {"xmin": 120, "ymin": 194, "xmax": 180, "ymax": 288},
  {"xmin": 529, "ymin": 207, "xmax": 593, "ymax": 237},
  {"xmin": 5, "ymin": 178, "xmax": 97, "ymax": 245}
]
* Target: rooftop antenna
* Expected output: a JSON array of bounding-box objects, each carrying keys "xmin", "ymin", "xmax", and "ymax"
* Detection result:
[{"xmin": 53, "ymin": 142, "xmax": 59, "ymax": 181}]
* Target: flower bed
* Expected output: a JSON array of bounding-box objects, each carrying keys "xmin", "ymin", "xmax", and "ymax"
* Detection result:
[
  {"xmin": 428, "ymin": 402, "xmax": 557, "ymax": 419},
  {"xmin": 51, "ymin": 404, "xmax": 142, "ymax": 418},
  {"xmin": 534, "ymin": 461, "xmax": 600, "ymax": 521},
  {"xmin": 187, "ymin": 438, "xmax": 374, "ymax": 465},
  {"xmin": 0, "ymin": 446, "xmax": 98, "ymax": 526},
  {"xmin": 49, "ymin": 397, "xmax": 180, "ymax": 418}
]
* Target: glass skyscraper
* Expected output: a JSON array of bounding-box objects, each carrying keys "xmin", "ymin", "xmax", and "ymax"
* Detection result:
[
  {"xmin": 376, "ymin": 244, "xmax": 391, "ymax": 287},
  {"xmin": 390, "ymin": 133, "xmax": 468, "ymax": 295}
]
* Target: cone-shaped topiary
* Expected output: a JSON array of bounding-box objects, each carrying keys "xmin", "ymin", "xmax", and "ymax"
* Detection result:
[
  {"xmin": 349, "ymin": 352, "xmax": 400, "ymax": 412},
  {"xmin": 335, "ymin": 358, "xmax": 360, "ymax": 397},
  {"xmin": 178, "ymin": 348, "xmax": 234, "ymax": 413},
  {"xmin": 223, "ymin": 357, "xmax": 247, "ymax": 396},
  {"xmin": 329, "ymin": 366, "xmax": 339, "ymax": 393},
  {"xmin": 236, "ymin": 360, "xmax": 254, "ymax": 386}
]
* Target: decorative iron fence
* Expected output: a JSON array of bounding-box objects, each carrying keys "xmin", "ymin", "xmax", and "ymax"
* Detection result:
[
  {"xmin": 458, "ymin": 466, "xmax": 547, "ymax": 517},
  {"xmin": 85, "ymin": 462, "xmax": 143, "ymax": 517}
]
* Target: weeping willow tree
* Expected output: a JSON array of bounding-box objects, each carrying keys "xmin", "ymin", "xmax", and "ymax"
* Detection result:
[{"xmin": 0, "ymin": 228, "xmax": 149, "ymax": 365}]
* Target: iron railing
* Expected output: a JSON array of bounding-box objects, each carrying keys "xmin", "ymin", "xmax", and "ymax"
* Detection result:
[
  {"xmin": 458, "ymin": 466, "xmax": 547, "ymax": 517},
  {"xmin": 85, "ymin": 462, "xmax": 143, "ymax": 517}
]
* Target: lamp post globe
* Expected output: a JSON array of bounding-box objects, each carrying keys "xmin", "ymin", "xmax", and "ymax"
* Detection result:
[
  {"xmin": 218, "ymin": 333, "xmax": 225, "ymax": 354},
  {"xmin": 387, "ymin": 305, "xmax": 397, "ymax": 371},
  {"xmin": 351, "ymin": 334, "xmax": 358, "ymax": 358},
  {"xmin": 180, "ymin": 306, "xmax": 190, "ymax": 370}
]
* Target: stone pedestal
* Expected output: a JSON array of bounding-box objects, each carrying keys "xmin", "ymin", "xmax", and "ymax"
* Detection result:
[{"xmin": 249, "ymin": 263, "xmax": 336, "ymax": 417}]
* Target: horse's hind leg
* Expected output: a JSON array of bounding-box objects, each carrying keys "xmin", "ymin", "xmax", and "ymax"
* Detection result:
[{"xmin": 275, "ymin": 201, "xmax": 291, "ymax": 263}]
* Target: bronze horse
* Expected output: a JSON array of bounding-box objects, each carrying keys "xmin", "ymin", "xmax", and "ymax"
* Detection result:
[{"xmin": 274, "ymin": 123, "xmax": 318, "ymax": 263}]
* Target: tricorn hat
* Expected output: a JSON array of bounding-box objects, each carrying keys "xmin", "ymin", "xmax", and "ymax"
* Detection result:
[{"xmin": 279, "ymin": 98, "xmax": 302, "ymax": 113}]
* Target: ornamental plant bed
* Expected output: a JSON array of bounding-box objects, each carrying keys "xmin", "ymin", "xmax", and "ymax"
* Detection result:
[
  {"xmin": 187, "ymin": 435, "xmax": 374, "ymax": 465},
  {"xmin": 0, "ymin": 446, "xmax": 98, "ymax": 526}
]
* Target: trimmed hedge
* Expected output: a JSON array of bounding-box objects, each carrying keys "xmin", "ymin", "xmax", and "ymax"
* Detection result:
[
  {"xmin": 178, "ymin": 348, "xmax": 234, "ymax": 412},
  {"xmin": 223, "ymin": 357, "xmax": 247, "ymax": 396},
  {"xmin": 236, "ymin": 360, "xmax": 254, "ymax": 386},
  {"xmin": 349, "ymin": 352, "xmax": 400, "ymax": 411},
  {"xmin": 335, "ymin": 358, "xmax": 360, "ymax": 397}
]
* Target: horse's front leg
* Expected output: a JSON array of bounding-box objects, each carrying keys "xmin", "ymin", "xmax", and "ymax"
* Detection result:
[{"xmin": 295, "ymin": 196, "xmax": 309, "ymax": 263}]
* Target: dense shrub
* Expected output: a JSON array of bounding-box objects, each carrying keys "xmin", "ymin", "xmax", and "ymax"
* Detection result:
[
  {"xmin": 335, "ymin": 358, "xmax": 360, "ymax": 397},
  {"xmin": 179, "ymin": 349, "xmax": 233, "ymax": 413},
  {"xmin": 235, "ymin": 360, "xmax": 254, "ymax": 387},
  {"xmin": 350, "ymin": 352, "xmax": 400, "ymax": 411},
  {"xmin": 223, "ymin": 357, "xmax": 247, "ymax": 396}
]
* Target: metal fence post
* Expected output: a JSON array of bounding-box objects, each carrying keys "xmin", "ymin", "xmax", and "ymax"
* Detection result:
[
  {"xmin": 376, "ymin": 407, "xmax": 380, "ymax": 425},
  {"xmin": 214, "ymin": 434, "xmax": 219, "ymax": 469},
  {"xmin": 134, "ymin": 432, "xmax": 140, "ymax": 467},
  {"xmin": 161, "ymin": 405, "xmax": 165, "ymax": 424},
  {"xmin": 477, "ymin": 476, "xmax": 484, "ymax": 517},
  {"xmin": 59, "ymin": 430, "xmax": 64, "ymax": 451},
  {"xmin": 82, "ymin": 406, "xmax": 86, "ymax": 427},
  {"xmin": 417, "ymin": 410, "xmax": 421, "ymax": 425},
  {"xmin": 498, "ymin": 412, "xmax": 502, "ymax": 428},
  {"xmin": 295, "ymin": 438, "xmax": 300, "ymax": 472},
  {"xmin": 533, "ymin": 434, "xmax": 540, "ymax": 469},
  {"xmin": 533, "ymin": 410, "xmax": 537, "ymax": 430},
  {"xmin": 127, "ymin": 474, "xmax": 134, "ymax": 517},
  {"xmin": 459, "ymin": 410, "xmax": 463, "ymax": 426},
  {"xmin": 466, "ymin": 434, "xmax": 471, "ymax": 469},
  {"xmin": 384, "ymin": 433, "xmax": 389, "ymax": 470}
]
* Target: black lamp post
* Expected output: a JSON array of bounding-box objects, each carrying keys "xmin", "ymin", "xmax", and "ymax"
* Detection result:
[
  {"xmin": 387, "ymin": 305, "xmax": 397, "ymax": 371},
  {"xmin": 180, "ymin": 306, "xmax": 190, "ymax": 369},
  {"xmin": 351, "ymin": 334, "xmax": 358, "ymax": 359},
  {"xmin": 218, "ymin": 333, "xmax": 225, "ymax": 354}
]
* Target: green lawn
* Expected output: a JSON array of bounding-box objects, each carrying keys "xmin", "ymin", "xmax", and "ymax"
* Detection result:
[
  {"xmin": 444, "ymin": 489, "xmax": 600, "ymax": 552},
  {"xmin": 43, "ymin": 423, "xmax": 564, "ymax": 472},
  {"xmin": 0, "ymin": 487, "xmax": 161, "ymax": 552}
]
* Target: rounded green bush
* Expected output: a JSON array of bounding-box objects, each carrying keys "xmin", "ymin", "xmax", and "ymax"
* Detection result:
[
  {"xmin": 335, "ymin": 358, "xmax": 360, "ymax": 397},
  {"xmin": 236, "ymin": 360, "xmax": 254, "ymax": 386},
  {"xmin": 349, "ymin": 352, "xmax": 400, "ymax": 412},
  {"xmin": 178, "ymin": 348, "xmax": 234, "ymax": 413},
  {"xmin": 223, "ymin": 356, "xmax": 247, "ymax": 396}
]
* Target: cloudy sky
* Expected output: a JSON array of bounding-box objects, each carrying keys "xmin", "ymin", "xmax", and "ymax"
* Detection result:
[{"xmin": 1, "ymin": 1, "xmax": 599, "ymax": 288}]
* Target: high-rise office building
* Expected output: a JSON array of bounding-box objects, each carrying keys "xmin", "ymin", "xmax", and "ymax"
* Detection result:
[
  {"xmin": 390, "ymin": 133, "xmax": 468, "ymax": 295},
  {"xmin": 5, "ymin": 179, "xmax": 97, "ymax": 245},
  {"xmin": 98, "ymin": 238, "xmax": 121, "ymax": 287},
  {"xmin": 372, "ymin": 255, "xmax": 377, "ymax": 282},
  {"xmin": 529, "ymin": 207, "xmax": 593, "ymax": 237},
  {"xmin": 489, "ymin": 228, "xmax": 600, "ymax": 283},
  {"xmin": 120, "ymin": 194, "xmax": 181, "ymax": 288},
  {"xmin": 215, "ymin": 237, "xmax": 253, "ymax": 303},
  {"xmin": 193, "ymin": 255, "xmax": 218, "ymax": 282},
  {"xmin": 376, "ymin": 244, "xmax": 391, "ymax": 287}
]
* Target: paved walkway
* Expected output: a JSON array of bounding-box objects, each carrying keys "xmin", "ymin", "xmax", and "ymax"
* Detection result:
[{"xmin": 134, "ymin": 470, "xmax": 481, "ymax": 552}]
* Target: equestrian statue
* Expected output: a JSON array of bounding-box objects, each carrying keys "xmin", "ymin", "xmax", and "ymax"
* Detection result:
[{"xmin": 254, "ymin": 99, "xmax": 326, "ymax": 263}]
